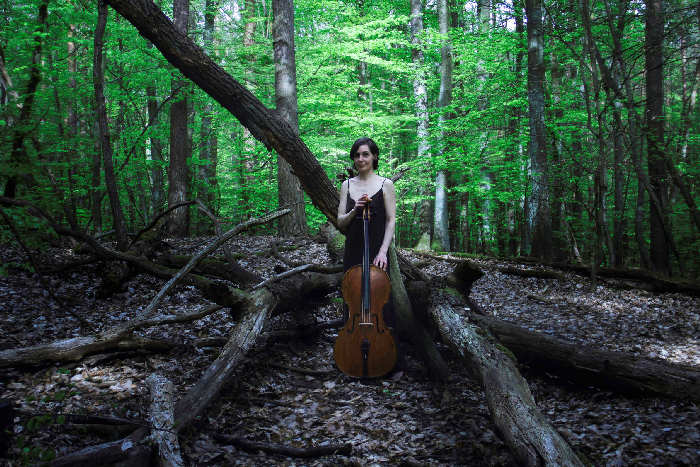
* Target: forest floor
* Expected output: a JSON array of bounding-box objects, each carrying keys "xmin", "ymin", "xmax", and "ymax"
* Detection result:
[{"xmin": 0, "ymin": 235, "xmax": 698, "ymax": 466}]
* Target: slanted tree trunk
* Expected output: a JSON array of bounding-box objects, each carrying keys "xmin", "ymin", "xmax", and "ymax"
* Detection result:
[
  {"xmin": 168, "ymin": 0, "xmax": 191, "ymax": 237},
  {"xmin": 94, "ymin": 0, "xmax": 129, "ymax": 251},
  {"xmin": 273, "ymin": 0, "xmax": 306, "ymax": 235}
]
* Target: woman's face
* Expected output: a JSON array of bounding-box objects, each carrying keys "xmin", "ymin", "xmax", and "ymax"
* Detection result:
[{"xmin": 353, "ymin": 144, "xmax": 375, "ymax": 171}]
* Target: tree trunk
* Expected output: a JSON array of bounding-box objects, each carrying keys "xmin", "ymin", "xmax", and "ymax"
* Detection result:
[
  {"xmin": 434, "ymin": 0, "xmax": 451, "ymax": 251},
  {"xmin": 273, "ymin": 0, "xmax": 307, "ymax": 235},
  {"xmin": 409, "ymin": 0, "xmax": 432, "ymax": 245},
  {"xmin": 2, "ymin": 0, "xmax": 47, "ymax": 199},
  {"xmin": 525, "ymin": 0, "xmax": 552, "ymax": 261},
  {"xmin": 388, "ymin": 244, "xmax": 449, "ymax": 382},
  {"xmin": 94, "ymin": 0, "xmax": 129, "ymax": 251},
  {"xmin": 201, "ymin": 0, "xmax": 219, "ymax": 214},
  {"xmin": 91, "ymin": 123, "xmax": 103, "ymax": 232},
  {"xmin": 239, "ymin": 0, "xmax": 258, "ymax": 221},
  {"xmin": 645, "ymin": 0, "xmax": 670, "ymax": 276},
  {"xmin": 430, "ymin": 289, "xmax": 584, "ymax": 466},
  {"xmin": 146, "ymin": 75, "xmax": 165, "ymax": 216},
  {"xmin": 167, "ymin": 0, "xmax": 191, "ymax": 237}
]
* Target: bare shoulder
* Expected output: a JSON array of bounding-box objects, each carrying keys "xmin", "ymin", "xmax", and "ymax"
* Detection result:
[{"xmin": 382, "ymin": 178, "xmax": 396, "ymax": 192}]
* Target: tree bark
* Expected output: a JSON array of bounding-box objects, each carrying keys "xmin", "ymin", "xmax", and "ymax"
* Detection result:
[
  {"xmin": 2, "ymin": 0, "xmax": 47, "ymax": 199},
  {"xmin": 146, "ymin": 374, "xmax": 184, "ymax": 467},
  {"xmin": 273, "ymin": 0, "xmax": 307, "ymax": 235},
  {"xmin": 434, "ymin": 0, "xmax": 452, "ymax": 252},
  {"xmin": 167, "ymin": 0, "xmax": 191, "ymax": 237},
  {"xmin": 644, "ymin": 0, "xmax": 670, "ymax": 276},
  {"xmin": 94, "ymin": 0, "xmax": 129, "ymax": 251},
  {"xmin": 409, "ymin": 0, "xmax": 432, "ymax": 244},
  {"xmin": 525, "ymin": 0, "xmax": 552, "ymax": 261},
  {"xmin": 198, "ymin": 0, "xmax": 219, "ymax": 221},
  {"xmin": 147, "ymin": 79, "xmax": 165, "ymax": 216},
  {"xmin": 388, "ymin": 244, "xmax": 449, "ymax": 382}
]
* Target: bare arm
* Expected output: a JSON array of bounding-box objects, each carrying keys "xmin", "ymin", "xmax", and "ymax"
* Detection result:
[{"xmin": 373, "ymin": 179, "xmax": 396, "ymax": 270}]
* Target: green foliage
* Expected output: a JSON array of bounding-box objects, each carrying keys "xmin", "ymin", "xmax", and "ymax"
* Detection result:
[{"xmin": 0, "ymin": 0, "xmax": 697, "ymax": 276}]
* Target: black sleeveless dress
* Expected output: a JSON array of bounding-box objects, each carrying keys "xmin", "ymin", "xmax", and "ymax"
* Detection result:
[{"xmin": 342, "ymin": 178, "xmax": 394, "ymax": 327}]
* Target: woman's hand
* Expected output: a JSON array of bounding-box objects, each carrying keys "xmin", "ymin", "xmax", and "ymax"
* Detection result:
[
  {"xmin": 354, "ymin": 194, "xmax": 371, "ymax": 213},
  {"xmin": 373, "ymin": 250, "xmax": 388, "ymax": 271}
]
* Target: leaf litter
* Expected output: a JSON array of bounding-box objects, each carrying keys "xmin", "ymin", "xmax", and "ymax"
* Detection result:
[{"xmin": 0, "ymin": 237, "xmax": 698, "ymax": 465}]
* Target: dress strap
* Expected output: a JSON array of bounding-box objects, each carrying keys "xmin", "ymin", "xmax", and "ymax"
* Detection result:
[{"xmin": 381, "ymin": 178, "xmax": 387, "ymax": 189}]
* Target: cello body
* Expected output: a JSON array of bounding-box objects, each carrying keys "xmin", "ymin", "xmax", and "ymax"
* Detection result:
[{"xmin": 334, "ymin": 202, "xmax": 397, "ymax": 378}]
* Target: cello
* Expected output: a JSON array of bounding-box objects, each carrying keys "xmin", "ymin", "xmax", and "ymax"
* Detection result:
[{"xmin": 334, "ymin": 196, "xmax": 397, "ymax": 378}]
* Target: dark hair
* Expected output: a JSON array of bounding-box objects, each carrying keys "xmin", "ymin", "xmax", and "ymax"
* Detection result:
[{"xmin": 349, "ymin": 137, "xmax": 379, "ymax": 170}]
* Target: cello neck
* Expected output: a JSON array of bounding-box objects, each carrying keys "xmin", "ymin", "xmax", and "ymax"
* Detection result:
[{"xmin": 362, "ymin": 204, "xmax": 370, "ymax": 315}]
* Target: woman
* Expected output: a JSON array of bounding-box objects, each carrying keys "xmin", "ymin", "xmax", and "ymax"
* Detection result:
[{"xmin": 337, "ymin": 137, "xmax": 396, "ymax": 274}]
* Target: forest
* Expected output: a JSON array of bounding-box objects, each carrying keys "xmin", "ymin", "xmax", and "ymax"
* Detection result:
[{"xmin": 0, "ymin": 0, "xmax": 699, "ymax": 465}]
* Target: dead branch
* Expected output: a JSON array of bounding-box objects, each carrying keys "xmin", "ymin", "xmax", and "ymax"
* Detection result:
[
  {"xmin": 213, "ymin": 434, "xmax": 352, "ymax": 458},
  {"xmin": 156, "ymin": 254, "xmax": 261, "ymax": 288},
  {"xmin": 0, "ymin": 305, "xmax": 220, "ymax": 368},
  {"xmin": 127, "ymin": 304, "xmax": 223, "ymax": 333},
  {"xmin": 132, "ymin": 208, "xmax": 290, "ymax": 323},
  {"xmin": 50, "ymin": 427, "xmax": 150, "ymax": 467},
  {"xmin": 174, "ymin": 288, "xmax": 273, "ymax": 429},
  {"xmin": 128, "ymin": 200, "xmax": 196, "ymax": 248},
  {"xmin": 252, "ymin": 263, "xmax": 343, "ymax": 290},
  {"xmin": 195, "ymin": 198, "xmax": 259, "ymax": 286},
  {"xmin": 16, "ymin": 410, "xmax": 145, "ymax": 428},
  {"xmin": 264, "ymin": 318, "xmax": 344, "ymax": 341},
  {"xmin": 263, "ymin": 361, "xmax": 335, "ymax": 376}
]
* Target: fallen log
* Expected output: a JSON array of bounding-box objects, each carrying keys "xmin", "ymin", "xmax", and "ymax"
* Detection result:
[
  {"xmin": 213, "ymin": 434, "xmax": 352, "ymax": 458},
  {"xmin": 389, "ymin": 244, "xmax": 448, "ymax": 382},
  {"xmin": 514, "ymin": 258, "xmax": 700, "ymax": 297},
  {"xmin": 429, "ymin": 288, "xmax": 584, "ymax": 466},
  {"xmin": 470, "ymin": 313, "xmax": 700, "ymax": 401},
  {"xmin": 146, "ymin": 374, "xmax": 184, "ymax": 467},
  {"xmin": 0, "ymin": 305, "xmax": 222, "ymax": 368},
  {"xmin": 50, "ymin": 293, "xmax": 272, "ymax": 466},
  {"xmin": 50, "ymin": 270, "xmax": 340, "ymax": 465},
  {"xmin": 0, "ymin": 335, "xmax": 173, "ymax": 368}
]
